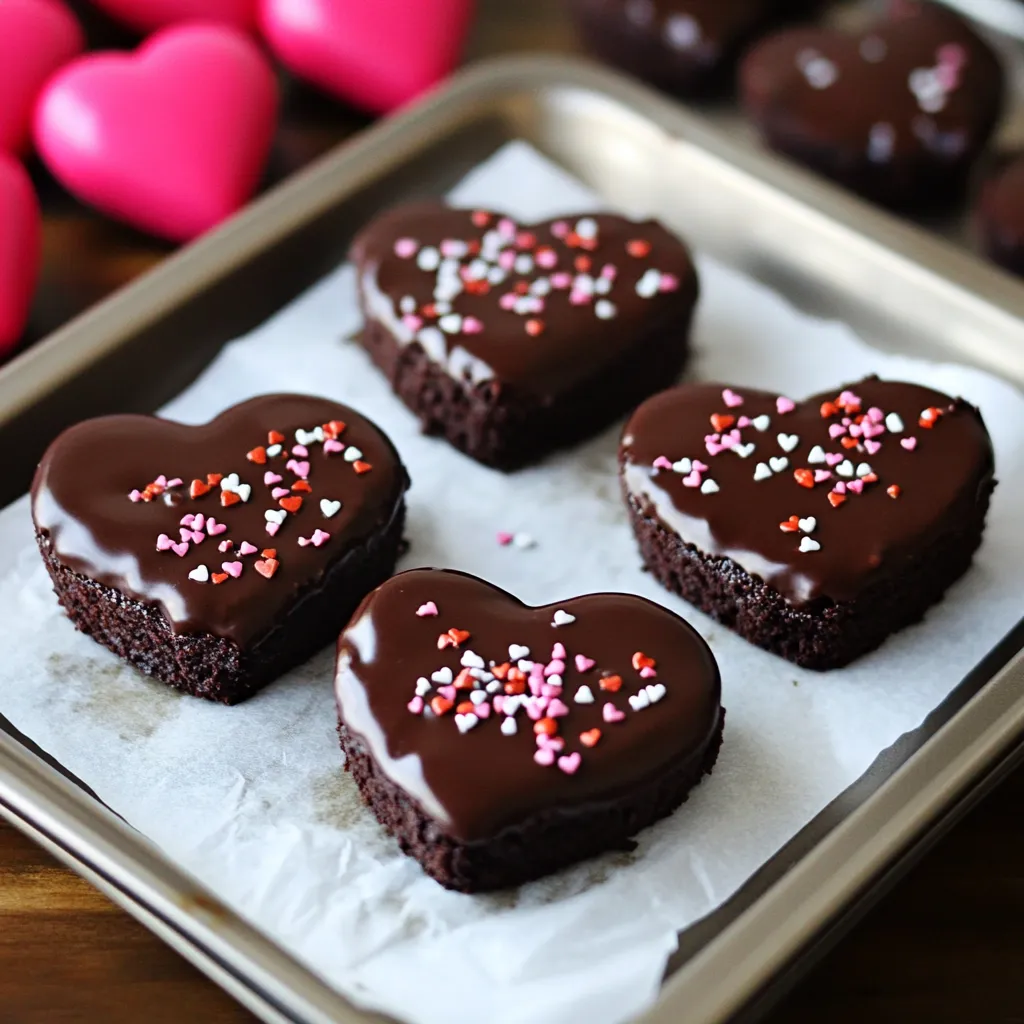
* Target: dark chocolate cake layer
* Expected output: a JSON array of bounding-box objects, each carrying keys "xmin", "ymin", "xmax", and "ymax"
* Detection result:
[
  {"xmin": 351, "ymin": 204, "xmax": 699, "ymax": 470},
  {"xmin": 32, "ymin": 394, "xmax": 410, "ymax": 702},
  {"xmin": 619, "ymin": 378, "xmax": 995, "ymax": 668},
  {"xmin": 335, "ymin": 568, "xmax": 723, "ymax": 891}
]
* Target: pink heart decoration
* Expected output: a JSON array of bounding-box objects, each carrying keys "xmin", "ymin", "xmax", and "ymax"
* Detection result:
[
  {"xmin": 0, "ymin": 155, "xmax": 41, "ymax": 357},
  {"xmin": 258, "ymin": 0, "xmax": 474, "ymax": 114},
  {"xmin": 0, "ymin": 0, "xmax": 84, "ymax": 155},
  {"xmin": 34, "ymin": 24, "xmax": 278, "ymax": 242},
  {"xmin": 90, "ymin": 0, "xmax": 257, "ymax": 33}
]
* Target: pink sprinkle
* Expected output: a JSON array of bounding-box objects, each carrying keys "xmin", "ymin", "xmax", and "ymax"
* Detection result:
[
  {"xmin": 776, "ymin": 397, "xmax": 796, "ymax": 414},
  {"xmin": 737, "ymin": 416, "xmax": 752, "ymax": 428},
  {"xmin": 272, "ymin": 487, "xmax": 290, "ymax": 499},
  {"xmin": 407, "ymin": 696, "xmax": 424, "ymax": 714},
  {"xmin": 829, "ymin": 424, "xmax": 846, "ymax": 439},
  {"xmin": 722, "ymin": 388, "xmax": 744, "ymax": 408},
  {"xmin": 286, "ymin": 459, "xmax": 310, "ymax": 479},
  {"xmin": 825, "ymin": 452, "xmax": 843, "ymax": 467},
  {"xmin": 653, "ymin": 456, "xmax": 673, "ymax": 471},
  {"xmin": 901, "ymin": 437, "xmax": 917, "ymax": 451},
  {"xmin": 311, "ymin": 529, "xmax": 330, "ymax": 547},
  {"xmin": 575, "ymin": 654, "xmax": 595, "ymax": 673},
  {"xmin": 497, "ymin": 217, "xmax": 517, "ymax": 237},
  {"xmin": 639, "ymin": 666, "xmax": 657, "ymax": 679},
  {"xmin": 833, "ymin": 481, "xmax": 847, "ymax": 494},
  {"xmin": 222, "ymin": 560, "xmax": 243, "ymax": 578},
  {"xmin": 239, "ymin": 542, "xmax": 258, "ymax": 556},
  {"xmin": 402, "ymin": 314, "xmax": 423, "ymax": 332},
  {"xmin": 814, "ymin": 469, "xmax": 832, "ymax": 483},
  {"xmin": 720, "ymin": 429, "xmax": 740, "ymax": 449},
  {"xmin": 324, "ymin": 439, "xmax": 344, "ymax": 454},
  {"xmin": 496, "ymin": 531, "xmax": 514, "ymax": 546},
  {"xmin": 534, "ymin": 748, "xmax": 556, "ymax": 767},
  {"xmin": 601, "ymin": 263, "xmax": 617, "ymax": 280},
  {"xmin": 867, "ymin": 407, "xmax": 884, "ymax": 423},
  {"xmin": 156, "ymin": 533, "xmax": 173, "ymax": 551},
  {"xmin": 493, "ymin": 695, "xmax": 505, "ymax": 714},
  {"xmin": 569, "ymin": 291, "xmax": 590, "ymax": 306},
  {"xmin": 848, "ymin": 424, "xmax": 862, "ymax": 438},
  {"xmin": 475, "ymin": 703, "xmax": 491, "ymax": 720},
  {"xmin": 166, "ymin": 478, "xmax": 182, "ymax": 488},
  {"xmin": 170, "ymin": 542, "xmax": 188, "ymax": 557},
  {"xmin": 544, "ymin": 660, "xmax": 565, "ymax": 677},
  {"xmin": 154, "ymin": 475, "xmax": 167, "ymax": 487},
  {"xmin": 847, "ymin": 479, "xmax": 865, "ymax": 494},
  {"xmin": 266, "ymin": 522, "xmax": 280, "ymax": 537},
  {"xmin": 207, "ymin": 518, "xmax": 227, "ymax": 536},
  {"xmin": 292, "ymin": 444, "xmax": 309, "ymax": 457},
  {"xmin": 551, "ymin": 642, "xmax": 567, "ymax": 660},
  {"xmin": 659, "ymin": 273, "xmax": 679, "ymax": 292},
  {"xmin": 550, "ymin": 220, "xmax": 569, "ymax": 238},
  {"xmin": 528, "ymin": 677, "xmax": 544, "ymax": 697},
  {"xmin": 498, "ymin": 250, "xmax": 517, "ymax": 271},
  {"xmin": 536, "ymin": 734, "xmax": 564, "ymax": 752},
  {"xmin": 864, "ymin": 440, "xmax": 882, "ymax": 455},
  {"xmin": 705, "ymin": 441, "xmax": 724, "ymax": 457},
  {"xmin": 180, "ymin": 529, "xmax": 204, "ymax": 544},
  {"xmin": 416, "ymin": 601, "xmax": 438, "ymax": 617},
  {"xmin": 557, "ymin": 752, "xmax": 582, "ymax": 775},
  {"xmin": 862, "ymin": 423, "xmax": 885, "ymax": 439},
  {"xmin": 526, "ymin": 700, "xmax": 546, "ymax": 721},
  {"xmin": 681, "ymin": 471, "xmax": 702, "ymax": 488},
  {"xmin": 547, "ymin": 698, "xmax": 569, "ymax": 718},
  {"xmin": 463, "ymin": 316, "xmax": 483, "ymax": 334},
  {"xmin": 937, "ymin": 42, "xmax": 967, "ymax": 68},
  {"xmin": 264, "ymin": 471, "xmax": 282, "ymax": 485},
  {"xmin": 128, "ymin": 490, "xmax": 142, "ymax": 502},
  {"xmin": 499, "ymin": 293, "xmax": 517, "ymax": 311},
  {"xmin": 692, "ymin": 460, "xmax": 708, "ymax": 472},
  {"xmin": 536, "ymin": 249, "xmax": 558, "ymax": 269},
  {"xmin": 541, "ymin": 683, "xmax": 562, "ymax": 698},
  {"xmin": 438, "ymin": 685, "xmax": 456, "ymax": 701},
  {"xmin": 603, "ymin": 702, "xmax": 625, "ymax": 723},
  {"xmin": 838, "ymin": 390, "xmax": 860, "ymax": 407},
  {"xmin": 393, "ymin": 238, "xmax": 418, "ymax": 258},
  {"xmin": 550, "ymin": 272, "xmax": 572, "ymax": 289},
  {"xmin": 218, "ymin": 540, "xmax": 232, "ymax": 553}
]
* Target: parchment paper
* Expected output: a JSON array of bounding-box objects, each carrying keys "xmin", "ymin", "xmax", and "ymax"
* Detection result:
[{"xmin": 0, "ymin": 142, "xmax": 1022, "ymax": 1024}]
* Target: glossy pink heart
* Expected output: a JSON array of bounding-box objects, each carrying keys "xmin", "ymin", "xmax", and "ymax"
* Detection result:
[
  {"xmin": 258, "ymin": 0, "xmax": 474, "ymax": 114},
  {"xmin": 0, "ymin": 155, "xmax": 41, "ymax": 357},
  {"xmin": 90, "ymin": 0, "xmax": 257, "ymax": 33},
  {"xmin": 34, "ymin": 23, "xmax": 278, "ymax": 242},
  {"xmin": 0, "ymin": 0, "xmax": 84, "ymax": 155}
]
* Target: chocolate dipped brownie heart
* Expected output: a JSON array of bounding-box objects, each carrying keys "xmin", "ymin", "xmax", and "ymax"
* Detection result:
[
  {"xmin": 335, "ymin": 568, "xmax": 723, "ymax": 891},
  {"xmin": 620, "ymin": 378, "xmax": 995, "ymax": 669},
  {"xmin": 351, "ymin": 202, "xmax": 699, "ymax": 470},
  {"xmin": 33, "ymin": 394, "xmax": 410, "ymax": 703},
  {"xmin": 975, "ymin": 152, "xmax": 1024, "ymax": 277},
  {"xmin": 569, "ymin": 0, "xmax": 819, "ymax": 97},
  {"xmin": 740, "ymin": 1, "xmax": 1004, "ymax": 209}
]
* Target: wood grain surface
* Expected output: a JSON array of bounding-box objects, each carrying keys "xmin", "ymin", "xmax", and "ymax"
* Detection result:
[{"xmin": 3, "ymin": 1, "xmax": 1023, "ymax": 1022}]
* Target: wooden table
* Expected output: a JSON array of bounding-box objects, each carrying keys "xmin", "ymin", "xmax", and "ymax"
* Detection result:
[{"xmin": 4, "ymin": 2, "xmax": 1023, "ymax": 1021}]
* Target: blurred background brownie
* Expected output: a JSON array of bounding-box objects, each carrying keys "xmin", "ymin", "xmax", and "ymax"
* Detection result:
[{"xmin": 976, "ymin": 151, "xmax": 1024, "ymax": 275}]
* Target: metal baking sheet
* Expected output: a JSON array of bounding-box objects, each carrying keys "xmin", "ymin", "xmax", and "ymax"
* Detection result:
[{"xmin": 1, "ymin": 55, "xmax": 1023, "ymax": 1024}]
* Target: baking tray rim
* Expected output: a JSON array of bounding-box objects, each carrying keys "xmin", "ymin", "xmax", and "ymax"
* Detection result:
[{"xmin": 0, "ymin": 53, "xmax": 1022, "ymax": 1024}]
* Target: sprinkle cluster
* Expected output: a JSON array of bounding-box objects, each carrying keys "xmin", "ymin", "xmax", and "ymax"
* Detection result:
[
  {"xmin": 652, "ymin": 387, "xmax": 945, "ymax": 557},
  {"xmin": 390, "ymin": 212, "xmax": 680, "ymax": 345},
  {"xmin": 128, "ymin": 419, "xmax": 369, "ymax": 585},
  {"xmin": 405, "ymin": 602, "xmax": 666, "ymax": 776}
]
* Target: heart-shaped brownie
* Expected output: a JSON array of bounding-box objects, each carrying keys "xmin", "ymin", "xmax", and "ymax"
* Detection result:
[
  {"xmin": 351, "ymin": 203, "xmax": 699, "ymax": 470},
  {"xmin": 335, "ymin": 568, "xmax": 723, "ymax": 891},
  {"xmin": 739, "ymin": 1, "xmax": 1004, "ymax": 209},
  {"xmin": 569, "ymin": 0, "xmax": 820, "ymax": 97},
  {"xmin": 620, "ymin": 378, "xmax": 995, "ymax": 669},
  {"xmin": 33, "ymin": 394, "xmax": 409, "ymax": 703}
]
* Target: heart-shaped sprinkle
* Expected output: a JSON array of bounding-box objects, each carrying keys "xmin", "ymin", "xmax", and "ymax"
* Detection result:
[
  {"xmin": 603, "ymin": 702, "xmax": 625, "ymax": 723},
  {"xmin": 901, "ymin": 437, "xmax": 917, "ymax": 451},
  {"xmin": 254, "ymin": 557, "xmax": 279, "ymax": 579},
  {"xmin": 557, "ymin": 752, "xmax": 582, "ymax": 775},
  {"xmin": 221, "ymin": 560, "xmax": 243, "ymax": 578},
  {"xmin": 574, "ymin": 654, "xmax": 595, "ymax": 673},
  {"xmin": 416, "ymin": 601, "xmax": 438, "ymax": 617},
  {"xmin": 722, "ymin": 388, "xmax": 743, "ymax": 407},
  {"xmin": 320, "ymin": 498, "xmax": 341, "ymax": 518},
  {"xmin": 769, "ymin": 456, "xmax": 789, "ymax": 473},
  {"xmin": 574, "ymin": 685, "xmax": 595, "ymax": 704},
  {"xmin": 239, "ymin": 541, "xmax": 257, "ymax": 555},
  {"xmin": 188, "ymin": 564, "xmax": 209, "ymax": 583},
  {"xmin": 552, "ymin": 609, "xmax": 575, "ymax": 627}
]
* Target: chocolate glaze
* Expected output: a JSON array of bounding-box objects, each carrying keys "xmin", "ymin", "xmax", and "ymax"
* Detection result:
[
  {"xmin": 620, "ymin": 378, "xmax": 994, "ymax": 606},
  {"xmin": 350, "ymin": 203, "xmax": 698, "ymax": 399},
  {"xmin": 32, "ymin": 395, "xmax": 409, "ymax": 647},
  {"xmin": 570, "ymin": 0, "xmax": 819, "ymax": 96},
  {"xmin": 740, "ymin": 1, "xmax": 1004, "ymax": 208},
  {"xmin": 976, "ymin": 153, "xmax": 1024, "ymax": 276},
  {"xmin": 335, "ymin": 569, "xmax": 722, "ymax": 843}
]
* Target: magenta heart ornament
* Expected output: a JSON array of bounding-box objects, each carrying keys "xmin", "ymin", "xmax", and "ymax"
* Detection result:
[
  {"xmin": 0, "ymin": 0, "xmax": 84, "ymax": 155},
  {"xmin": 90, "ymin": 0, "xmax": 257, "ymax": 33},
  {"xmin": 0, "ymin": 154, "xmax": 41, "ymax": 357},
  {"xmin": 34, "ymin": 23, "xmax": 278, "ymax": 242},
  {"xmin": 258, "ymin": 0, "xmax": 474, "ymax": 114}
]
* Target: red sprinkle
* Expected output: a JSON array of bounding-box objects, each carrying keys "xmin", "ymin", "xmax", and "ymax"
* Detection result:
[
  {"xmin": 820, "ymin": 401, "xmax": 838, "ymax": 419},
  {"xmin": 454, "ymin": 668, "xmax": 475, "ymax": 690},
  {"xmin": 292, "ymin": 480, "xmax": 312, "ymax": 493},
  {"xmin": 221, "ymin": 490, "xmax": 241, "ymax": 508},
  {"xmin": 261, "ymin": 548, "xmax": 277, "ymax": 558},
  {"xmin": 254, "ymin": 558, "xmax": 279, "ymax": 579},
  {"xmin": 189, "ymin": 479, "xmax": 210, "ymax": 499},
  {"xmin": 626, "ymin": 239, "xmax": 651, "ymax": 258},
  {"xmin": 471, "ymin": 210, "xmax": 491, "ymax": 228},
  {"xmin": 353, "ymin": 461, "xmax": 373, "ymax": 474},
  {"xmin": 709, "ymin": 413, "xmax": 735, "ymax": 433},
  {"xmin": 491, "ymin": 662, "xmax": 511, "ymax": 680},
  {"xmin": 268, "ymin": 430, "xmax": 285, "ymax": 445},
  {"xmin": 279, "ymin": 495, "xmax": 303, "ymax": 513},
  {"xmin": 247, "ymin": 447, "xmax": 267, "ymax": 464},
  {"xmin": 779, "ymin": 515, "xmax": 800, "ymax": 532},
  {"xmin": 437, "ymin": 627, "xmax": 471, "ymax": 650},
  {"xmin": 827, "ymin": 492, "xmax": 847, "ymax": 508},
  {"xmin": 430, "ymin": 696, "xmax": 453, "ymax": 716},
  {"xmin": 574, "ymin": 255, "xmax": 592, "ymax": 272},
  {"xmin": 206, "ymin": 473, "xmax": 223, "ymax": 486},
  {"xmin": 599, "ymin": 674, "xmax": 623, "ymax": 692},
  {"xmin": 632, "ymin": 652, "xmax": 656, "ymax": 672},
  {"xmin": 456, "ymin": 700, "xmax": 475, "ymax": 714},
  {"xmin": 840, "ymin": 437, "xmax": 859, "ymax": 449},
  {"xmin": 919, "ymin": 407, "xmax": 943, "ymax": 429},
  {"xmin": 534, "ymin": 717, "xmax": 558, "ymax": 736},
  {"xmin": 794, "ymin": 468, "xmax": 815, "ymax": 489},
  {"xmin": 525, "ymin": 319, "xmax": 544, "ymax": 337},
  {"xmin": 323, "ymin": 420, "xmax": 346, "ymax": 440},
  {"xmin": 211, "ymin": 572, "xmax": 229, "ymax": 584},
  {"xmin": 580, "ymin": 728, "xmax": 602, "ymax": 748},
  {"xmin": 887, "ymin": 485, "xmax": 901, "ymax": 499}
]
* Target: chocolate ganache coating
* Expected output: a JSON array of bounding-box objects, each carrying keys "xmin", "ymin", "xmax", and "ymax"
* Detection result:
[
  {"xmin": 976, "ymin": 153, "xmax": 1024, "ymax": 277},
  {"xmin": 335, "ymin": 568, "xmax": 722, "ymax": 844},
  {"xmin": 350, "ymin": 203, "xmax": 699, "ymax": 400},
  {"xmin": 32, "ymin": 394, "xmax": 409, "ymax": 646},
  {"xmin": 740, "ymin": 1, "xmax": 1005, "ymax": 209},
  {"xmin": 620, "ymin": 378, "xmax": 994, "ymax": 607}
]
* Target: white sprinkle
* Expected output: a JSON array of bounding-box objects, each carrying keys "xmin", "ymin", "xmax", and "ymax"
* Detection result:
[
  {"xmin": 754, "ymin": 462, "xmax": 772, "ymax": 482},
  {"xmin": 574, "ymin": 685, "xmax": 595, "ymax": 704},
  {"xmin": 836, "ymin": 460, "xmax": 854, "ymax": 477},
  {"xmin": 672, "ymin": 458, "xmax": 692, "ymax": 475},
  {"xmin": 455, "ymin": 713, "xmax": 478, "ymax": 734},
  {"xmin": 734, "ymin": 443, "xmax": 755, "ymax": 459},
  {"xmin": 752, "ymin": 415, "xmax": 771, "ymax": 431},
  {"xmin": 594, "ymin": 299, "xmax": 617, "ymax": 320},
  {"xmin": 575, "ymin": 217, "xmax": 598, "ymax": 239},
  {"xmin": 594, "ymin": 276, "xmax": 612, "ymax": 295},
  {"xmin": 573, "ymin": 274, "xmax": 595, "ymax": 296},
  {"xmin": 188, "ymin": 565, "xmax": 209, "ymax": 583},
  {"xmin": 415, "ymin": 677, "xmax": 431, "ymax": 696},
  {"xmin": 512, "ymin": 533, "xmax": 536, "ymax": 549},
  {"xmin": 461, "ymin": 650, "xmax": 485, "ymax": 669},
  {"xmin": 501, "ymin": 717, "xmax": 517, "ymax": 736},
  {"xmin": 777, "ymin": 433, "xmax": 799, "ymax": 453},
  {"xmin": 469, "ymin": 689, "xmax": 487, "ymax": 706},
  {"xmin": 808, "ymin": 445, "xmax": 826, "ymax": 464},
  {"xmin": 220, "ymin": 472, "xmax": 241, "ymax": 491},
  {"xmin": 856, "ymin": 462, "xmax": 873, "ymax": 478},
  {"xmin": 645, "ymin": 683, "xmax": 667, "ymax": 703},
  {"xmin": 799, "ymin": 537, "xmax": 821, "ymax": 553},
  {"xmin": 465, "ymin": 258, "xmax": 489, "ymax": 281},
  {"xmin": 320, "ymin": 499, "xmax": 341, "ymax": 518},
  {"xmin": 438, "ymin": 313, "xmax": 462, "ymax": 334},
  {"xmin": 431, "ymin": 667, "xmax": 453, "ymax": 685},
  {"xmin": 801, "ymin": 53, "xmax": 839, "ymax": 90},
  {"xmin": 344, "ymin": 447, "xmax": 363, "ymax": 463},
  {"xmin": 514, "ymin": 254, "xmax": 534, "ymax": 275},
  {"xmin": 636, "ymin": 268, "xmax": 661, "ymax": 298},
  {"xmin": 552, "ymin": 610, "xmax": 576, "ymax": 627},
  {"xmin": 265, "ymin": 509, "xmax": 286, "ymax": 525},
  {"xmin": 517, "ymin": 659, "xmax": 534, "ymax": 673},
  {"xmin": 700, "ymin": 479, "xmax": 719, "ymax": 495},
  {"xmin": 399, "ymin": 295, "xmax": 417, "ymax": 314},
  {"xmin": 886, "ymin": 412, "xmax": 904, "ymax": 433},
  {"xmin": 486, "ymin": 681, "xmax": 502, "ymax": 694},
  {"xmin": 266, "ymin": 444, "xmax": 282, "ymax": 457},
  {"xmin": 769, "ymin": 456, "xmax": 789, "ymax": 472},
  {"xmin": 509, "ymin": 644, "xmax": 530, "ymax": 661},
  {"xmin": 503, "ymin": 695, "xmax": 523, "ymax": 716},
  {"xmin": 529, "ymin": 278, "xmax": 552, "ymax": 296},
  {"xmin": 415, "ymin": 326, "xmax": 446, "ymax": 359},
  {"xmin": 416, "ymin": 246, "xmax": 440, "ymax": 271},
  {"xmin": 798, "ymin": 517, "xmax": 817, "ymax": 533},
  {"xmin": 487, "ymin": 266, "xmax": 506, "ymax": 285},
  {"xmin": 629, "ymin": 690, "xmax": 651, "ymax": 711}
]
